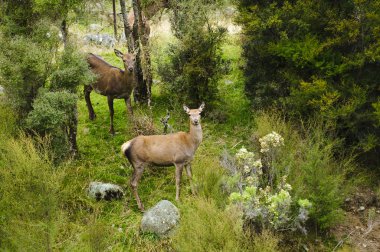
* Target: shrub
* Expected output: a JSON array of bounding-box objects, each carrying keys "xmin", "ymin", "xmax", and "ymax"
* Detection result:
[
  {"xmin": 50, "ymin": 44, "xmax": 95, "ymax": 93},
  {"xmin": 225, "ymin": 136, "xmax": 312, "ymax": 234},
  {"xmin": 0, "ymin": 34, "xmax": 52, "ymax": 117},
  {"xmin": 26, "ymin": 90, "xmax": 78, "ymax": 161},
  {"xmin": 254, "ymin": 113, "xmax": 350, "ymax": 231},
  {"xmin": 157, "ymin": 0, "xmax": 227, "ymax": 107}
]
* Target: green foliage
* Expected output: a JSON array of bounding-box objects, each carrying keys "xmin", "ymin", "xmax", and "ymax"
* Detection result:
[
  {"xmin": 252, "ymin": 230, "xmax": 280, "ymax": 252},
  {"xmin": 50, "ymin": 44, "xmax": 95, "ymax": 92},
  {"xmin": 236, "ymin": 0, "xmax": 380, "ymax": 165},
  {"xmin": 226, "ymin": 141, "xmax": 312, "ymax": 234},
  {"xmin": 0, "ymin": 0, "xmax": 87, "ymax": 35},
  {"xmin": 0, "ymin": 34, "xmax": 53, "ymax": 117},
  {"xmin": 0, "ymin": 102, "xmax": 17, "ymax": 137},
  {"xmin": 172, "ymin": 199, "xmax": 248, "ymax": 252},
  {"xmin": 26, "ymin": 90, "xmax": 78, "ymax": 161},
  {"xmin": 254, "ymin": 113, "xmax": 350, "ymax": 230},
  {"xmin": 0, "ymin": 135, "xmax": 63, "ymax": 251},
  {"xmin": 157, "ymin": 0, "xmax": 227, "ymax": 107}
]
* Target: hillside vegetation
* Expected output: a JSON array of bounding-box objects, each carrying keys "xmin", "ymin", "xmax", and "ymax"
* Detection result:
[{"xmin": 0, "ymin": 0, "xmax": 379, "ymax": 251}]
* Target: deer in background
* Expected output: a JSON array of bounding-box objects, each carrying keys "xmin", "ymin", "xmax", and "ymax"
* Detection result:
[
  {"xmin": 121, "ymin": 103, "xmax": 205, "ymax": 211},
  {"xmin": 85, "ymin": 49, "xmax": 136, "ymax": 134}
]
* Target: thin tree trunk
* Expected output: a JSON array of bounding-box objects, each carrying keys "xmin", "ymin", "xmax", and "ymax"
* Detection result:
[
  {"xmin": 69, "ymin": 107, "xmax": 79, "ymax": 157},
  {"xmin": 112, "ymin": 0, "xmax": 118, "ymax": 40},
  {"xmin": 119, "ymin": 0, "xmax": 134, "ymax": 52},
  {"xmin": 61, "ymin": 19, "xmax": 68, "ymax": 48},
  {"xmin": 132, "ymin": 0, "xmax": 151, "ymax": 105}
]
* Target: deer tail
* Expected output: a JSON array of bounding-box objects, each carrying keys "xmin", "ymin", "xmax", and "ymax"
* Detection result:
[{"xmin": 121, "ymin": 140, "xmax": 133, "ymax": 163}]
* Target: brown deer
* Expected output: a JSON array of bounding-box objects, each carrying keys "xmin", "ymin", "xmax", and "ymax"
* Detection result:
[
  {"xmin": 121, "ymin": 103, "xmax": 205, "ymax": 211},
  {"xmin": 85, "ymin": 49, "xmax": 136, "ymax": 134}
]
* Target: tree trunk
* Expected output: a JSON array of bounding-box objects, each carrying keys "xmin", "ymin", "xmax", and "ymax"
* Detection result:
[
  {"xmin": 112, "ymin": 0, "xmax": 117, "ymax": 40},
  {"xmin": 119, "ymin": 0, "xmax": 134, "ymax": 52},
  {"xmin": 61, "ymin": 19, "xmax": 68, "ymax": 48},
  {"xmin": 132, "ymin": 0, "xmax": 151, "ymax": 105},
  {"xmin": 68, "ymin": 107, "xmax": 79, "ymax": 157}
]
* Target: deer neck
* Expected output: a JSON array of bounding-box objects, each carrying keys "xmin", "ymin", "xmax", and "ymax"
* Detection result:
[{"xmin": 189, "ymin": 121, "xmax": 203, "ymax": 148}]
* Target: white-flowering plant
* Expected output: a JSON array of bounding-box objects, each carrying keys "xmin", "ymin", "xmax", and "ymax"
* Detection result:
[
  {"xmin": 259, "ymin": 131, "xmax": 284, "ymax": 153},
  {"xmin": 225, "ymin": 132, "xmax": 312, "ymax": 234}
]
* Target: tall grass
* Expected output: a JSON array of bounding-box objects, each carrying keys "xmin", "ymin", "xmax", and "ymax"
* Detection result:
[
  {"xmin": 172, "ymin": 198, "xmax": 247, "ymax": 252},
  {"xmin": 0, "ymin": 135, "xmax": 64, "ymax": 251}
]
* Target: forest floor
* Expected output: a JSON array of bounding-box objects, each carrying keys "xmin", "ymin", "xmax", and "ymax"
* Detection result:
[{"xmin": 333, "ymin": 188, "xmax": 380, "ymax": 251}]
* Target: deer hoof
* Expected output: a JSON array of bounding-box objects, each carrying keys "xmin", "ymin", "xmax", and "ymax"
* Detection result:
[
  {"xmin": 109, "ymin": 128, "xmax": 115, "ymax": 135},
  {"xmin": 89, "ymin": 114, "xmax": 96, "ymax": 120}
]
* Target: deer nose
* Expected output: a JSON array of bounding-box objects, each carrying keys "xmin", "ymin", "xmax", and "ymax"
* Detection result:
[
  {"xmin": 194, "ymin": 119, "xmax": 199, "ymax": 125},
  {"xmin": 128, "ymin": 67, "xmax": 133, "ymax": 72}
]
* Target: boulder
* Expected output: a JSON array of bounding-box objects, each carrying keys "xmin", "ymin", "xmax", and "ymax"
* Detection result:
[
  {"xmin": 89, "ymin": 23, "xmax": 102, "ymax": 32},
  {"xmin": 84, "ymin": 34, "xmax": 116, "ymax": 48},
  {"xmin": 88, "ymin": 182, "xmax": 124, "ymax": 201},
  {"xmin": 141, "ymin": 200, "xmax": 180, "ymax": 237}
]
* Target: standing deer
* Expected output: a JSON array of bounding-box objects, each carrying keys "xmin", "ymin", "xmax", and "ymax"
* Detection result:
[
  {"xmin": 85, "ymin": 49, "xmax": 136, "ymax": 134},
  {"xmin": 121, "ymin": 103, "xmax": 205, "ymax": 211}
]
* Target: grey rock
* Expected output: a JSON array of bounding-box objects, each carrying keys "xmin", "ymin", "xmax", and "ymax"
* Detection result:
[
  {"xmin": 88, "ymin": 182, "xmax": 124, "ymax": 201},
  {"xmin": 84, "ymin": 34, "xmax": 116, "ymax": 48},
  {"xmin": 89, "ymin": 24, "xmax": 102, "ymax": 32},
  {"xmin": 359, "ymin": 206, "xmax": 365, "ymax": 211},
  {"xmin": 141, "ymin": 200, "xmax": 180, "ymax": 237},
  {"xmin": 0, "ymin": 85, "xmax": 4, "ymax": 94}
]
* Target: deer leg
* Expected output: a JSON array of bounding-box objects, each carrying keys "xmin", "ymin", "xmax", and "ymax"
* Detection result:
[
  {"xmin": 84, "ymin": 85, "xmax": 96, "ymax": 120},
  {"xmin": 185, "ymin": 163, "xmax": 196, "ymax": 195},
  {"xmin": 174, "ymin": 163, "xmax": 184, "ymax": 201},
  {"xmin": 124, "ymin": 96, "xmax": 133, "ymax": 116},
  {"xmin": 130, "ymin": 164, "xmax": 145, "ymax": 211},
  {"xmin": 107, "ymin": 96, "xmax": 115, "ymax": 135}
]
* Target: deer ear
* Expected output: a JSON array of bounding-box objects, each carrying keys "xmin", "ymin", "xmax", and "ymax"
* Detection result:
[
  {"xmin": 114, "ymin": 49, "xmax": 123, "ymax": 58},
  {"xmin": 183, "ymin": 105, "xmax": 190, "ymax": 114},
  {"xmin": 198, "ymin": 102, "xmax": 205, "ymax": 112}
]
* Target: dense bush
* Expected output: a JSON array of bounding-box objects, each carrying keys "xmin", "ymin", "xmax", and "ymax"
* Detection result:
[
  {"xmin": 26, "ymin": 90, "xmax": 78, "ymax": 161},
  {"xmin": 0, "ymin": 34, "xmax": 53, "ymax": 117},
  {"xmin": 236, "ymin": 0, "xmax": 380, "ymax": 166},
  {"xmin": 50, "ymin": 44, "xmax": 95, "ymax": 92},
  {"xmin": 157, "ymin": 0, "xmax": 226, "ymax": 107}
]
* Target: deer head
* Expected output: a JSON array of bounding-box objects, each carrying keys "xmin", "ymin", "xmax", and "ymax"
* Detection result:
[
  {"xmin": 183, "ymin": 102, "xmax": 205, "ymax": 126},
  {"xmin": 114, "ymin": 49, "xmax": 136, "ymax": 73}
]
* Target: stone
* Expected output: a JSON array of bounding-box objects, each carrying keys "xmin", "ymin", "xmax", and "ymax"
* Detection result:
[
  {"xmin": 83, "ymin": 34, "xmax": 116, "ymax": 48},
  {"xmin": 359, "ymin": 206, "xmax": 365, "ymax": 211},
  {"xmin": 0, "ymin": 85, "xmax": 3, "ymax": 94},
  {"xmin": 141, "ymin": 200, "xmax": 180, "ymax": 237},
  {"xmin": 88, "ymin": 182, "xmax": 124, "ymax": 201},
  {"xmin": 89, "ymin": 23, "xmax": 102, "ymax": 32}
]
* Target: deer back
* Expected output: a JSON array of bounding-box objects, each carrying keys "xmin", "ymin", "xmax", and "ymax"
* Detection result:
[{"xmin": 87, "ymin": 54, "xmax": 134, "ymax": 98}]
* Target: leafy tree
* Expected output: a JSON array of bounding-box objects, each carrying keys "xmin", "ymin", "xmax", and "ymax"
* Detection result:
[
  {"xmin": 157, "ymin": 0, "xmax": 226, "ymax": 107},
  {"xmin": 236, "ymin": 0, "xmax": 380, "ymax": 166},
  {"xmin": 0, "ymin": 33, "xmax": 55, "ymax": 117}
]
